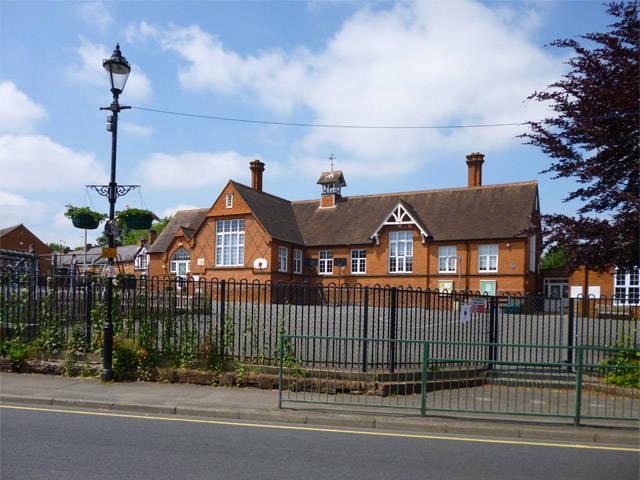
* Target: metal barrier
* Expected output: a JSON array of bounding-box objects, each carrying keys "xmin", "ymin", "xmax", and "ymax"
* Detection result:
[
  {"xmin": 1, "ymin": 271, "xmax": 638, "ymax": 372},
  {"xmin": 278, "ymin": 335, "xmax": 640, "ymax": 426}
]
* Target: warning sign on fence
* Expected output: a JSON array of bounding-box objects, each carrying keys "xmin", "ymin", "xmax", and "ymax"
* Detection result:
[{"xmin": 469, "ymin": 297, "xmax": 486, "ymax": 314}]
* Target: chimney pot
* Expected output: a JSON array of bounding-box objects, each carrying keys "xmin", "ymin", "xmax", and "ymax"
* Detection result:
[
  {"xmin": 250, "ymin": 160, "xmax": 265, "ymax": 191},
  {"xmin": 466, "ymin": 152, "xmax": 485, "ymax": 187}
]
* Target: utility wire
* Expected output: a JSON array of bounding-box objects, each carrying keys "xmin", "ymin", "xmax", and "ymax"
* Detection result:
[{"xmin": 130, "ymin": 106, "xmax": 639, "ymax": 130}]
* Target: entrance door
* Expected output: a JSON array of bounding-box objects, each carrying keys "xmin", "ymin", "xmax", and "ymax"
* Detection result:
[{"xmin": 544, "ymin": 279, "xmax": 569, "ymax": 312}]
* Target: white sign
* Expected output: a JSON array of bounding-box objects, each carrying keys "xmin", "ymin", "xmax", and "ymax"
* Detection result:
[
  {"xmin": 570, "ymin": 286, "xmax": 583, "ymax": 298},
  {"xmin": 460, "ymin": 305, "xmax": 470, "ymax": 323},
  {"xmin": 197, "ymin": 258, "xmax": 205, "ymax": 266},
  {"xmin": 253, "ymin": 258, "xmax": 268, "ymax": 270},
  {"xmin": 588, "ymin": 286, "xmax": 601, "ymax": 297}
]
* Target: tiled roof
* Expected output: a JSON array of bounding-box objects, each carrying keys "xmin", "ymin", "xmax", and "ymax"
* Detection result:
[
  {"xmin": 149, "ymin": 180, "xmax": 538, "ymax": 252},
  {"xmin": 292, "ymin": 182, "xmax": 538, "ymax": 246},
  {"xmin": 0, "ymin": 224, "xmax": 21, "ymax": 238},
  {"xmin": 147, "ymin": 209, "xmax": 208, "ymax": 254},
  {"xmin": 232, "ymin": 182, "xmax": 305, "ymax": 245},
  {"xmin": 56, "ymin": 245, "xmax": 142, "ymax": 266}
]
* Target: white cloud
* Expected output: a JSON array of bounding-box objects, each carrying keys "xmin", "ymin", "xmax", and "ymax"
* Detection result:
[
  {"xmin": 127, "ymin": 0, "xmax": 562, "ymax": 177},
  {"xmin": 138, "ymin": 151, "xmax": 254, "ymax": 190},
  {"xmin": 0, "ymin": 82, "xmax": 48, "ymax": 134},
  {"xmin": 160, "ymin": 204, "xmax": 202, "ymax": 218},
  {"xmin": 0, "ymin": 191, "xmax": 53, "ymax": 237},
  {"xmin": 78, "ymin": 2, "xmax": 113, "ymax": 32},
  {"xmin": 120, "ymin": 122, "xmax": 153, "ymax": 139},
  {"xmin": 0, "ymin": 135, "xmax": 108, "ymax": 191},
  {"xmin": 68, "ymin": 37, "xmax": 152, "ymax": 102}
]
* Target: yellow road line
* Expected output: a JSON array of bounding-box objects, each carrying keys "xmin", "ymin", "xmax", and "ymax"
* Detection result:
[{"xmin": 1, "ymin": 404, "xmax": 638, "ymax": 452}]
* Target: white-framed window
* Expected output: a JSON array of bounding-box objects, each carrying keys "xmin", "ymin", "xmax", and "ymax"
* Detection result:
[
  {"xmin": 170, "ymin": 248, "xmax": 191, "ymax": 278},
  {"xmin": 319, "ymin": 250, "xmax": 333, "ymax": 275},
  {"xmin": 438, "ymin": 246, "xmax": 457, "ymax": 273},
  {"xmin": 351, "ymin": 249, "xmax": 366, "ymax": 274},
  {"xmin": 278, "ymin": 246, "xmax": 288, "ymax": 272},
  {"xmin": 215, "ymin": 219, "xmax": 245, "ymax": 266},
  {"xmin": 614, "ymin": 269, "xmax": 639, "ymax": 305},
  {"xmin": 478, "ymin": 245, "xmax": 498, "ymax": 273},
  {"xmin": 389, "ymin": 231, "xmax": 413, "ymax": 273},
  {"xmin": 135, "ymin": 253, "xmax": 148, "ymax": 271},
  {"xmin": 293, "ymin": 249, "xmax": 303, "ymax": 275},
  {"xmin": 225, "ymin": 193, "xmax": 233, "ymax": 209}
]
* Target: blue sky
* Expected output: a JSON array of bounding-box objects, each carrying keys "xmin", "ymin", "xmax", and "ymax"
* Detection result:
[{"xmin": 0, "ymin": 0, "xmax": 615, "ymax": 248}]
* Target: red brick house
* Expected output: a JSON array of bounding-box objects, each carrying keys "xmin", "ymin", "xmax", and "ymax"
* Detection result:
[
  {"xmin": 148, "ymin": 154, "xmax": 542, "ymax": 294},
  {"xmin": 0, "ymin": 224, "xmax": 52, "ymax": 273}
]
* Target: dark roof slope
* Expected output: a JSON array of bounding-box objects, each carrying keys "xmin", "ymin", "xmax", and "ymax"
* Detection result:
[
  {"xmin": 292, "ymin": 182, "xmax": 538, "ymax": 246},
  {"xmin": 0, "ymin": 224, "xmax": 21, "ymax": 238},
  {"xmin": 56, "ymin": 245, "xmax": 141, "ymax": 266},
  {"xmin": 232, "ymin": 181, "xmax": 305, "ymax": 245},
  {"xmin": 148, "ymin": 209, "xmax": 208, "ymax": 254}
]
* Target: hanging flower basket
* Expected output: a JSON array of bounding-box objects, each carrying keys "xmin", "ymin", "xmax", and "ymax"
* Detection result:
[
  {"xmin": 116, "ymin": 208, "xmax": 156, "ymax": 230},
  {"xmin": 72, "ymin": 214, "xmax": 100, "ymax": 230},
  {"xmin": 64, "ymin": 205, "xmax": 107, "ymax": 230}
]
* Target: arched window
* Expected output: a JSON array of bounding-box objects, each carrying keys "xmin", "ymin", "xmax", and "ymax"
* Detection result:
[{"xmin": 170, "ymin": 248, "xmax": 191, "ymax": 278}]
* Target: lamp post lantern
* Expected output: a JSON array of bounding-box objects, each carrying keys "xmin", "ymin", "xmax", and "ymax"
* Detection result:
[{"xmin": 98, "ymin": 44, "xmax": 132, "ymax": 382}]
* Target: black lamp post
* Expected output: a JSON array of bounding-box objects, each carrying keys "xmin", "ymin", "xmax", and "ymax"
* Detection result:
[{"xmin": 96, "ymin": 44, "xmax": 132, "ymax": 382}]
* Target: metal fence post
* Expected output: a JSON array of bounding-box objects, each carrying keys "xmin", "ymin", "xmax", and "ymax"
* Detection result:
[
  {"xmin": 219, "ymin": 279, "xmax": 226, "ymax": 358},
  {"xmin": 567, "ymin": 297, "xmax": 574, "ymax": 372},
  {"xmin": 488, "ymin": 296, "xmax": 497, "ymax": 370},
  {"xmin": 85, "ymin": 279, "xmax": 93, "ymax": 348},
  {"xmin": 389, "ymin": 287, "xmax": 397, "ymax": 373},
  {"xmin": 421, "ymin": 340, "xmax": 428, "ymax": 417},
  {"xmin": 362, "ymin": 286, "xmax": 369, "ymax": 373},
  {"xmin": 574, "ymin": 346, "xmax": 583, "ymax": 427},
  {"xmin": 278, "ymin": 334, "xmax": 284, "ymax": 409}
]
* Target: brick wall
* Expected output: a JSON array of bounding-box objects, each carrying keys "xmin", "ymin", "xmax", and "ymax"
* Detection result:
[{"xmin": 0, "ymin": 225, "xmax": 52, "ymax": 272}]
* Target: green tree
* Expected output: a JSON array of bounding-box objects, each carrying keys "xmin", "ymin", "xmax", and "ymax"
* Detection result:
[
  {"xmin": 540, "ymin": 247, "xmax": 570, "ymax": 270},
  {"xmin": 96, "ymin": 215, "xmax": 172, "ymax": 246},
  {"xmin": 46, "ymin": 242, "xmax": 65, "ymax": 252},
  {"xmin": 521, "ymin": 2, "xmax": 639, "ymax": 273}
]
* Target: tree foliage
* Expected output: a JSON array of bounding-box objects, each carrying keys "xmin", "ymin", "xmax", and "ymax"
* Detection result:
[
  {"xmin": 540, "ymin": 247, "xmax": 570, "ymax": 270},
  {"xmin": 522, "ymin": 2, "xmax": 639, "ymax": 273},
  {"xmin": 96, "ymin": 216, "xmax": 172, "ymax": 247}
]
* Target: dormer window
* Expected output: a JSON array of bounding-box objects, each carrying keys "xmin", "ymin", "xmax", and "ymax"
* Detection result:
[{"xmin": 226, "ymin": 193, "xmax": 233, "ymax": 209}]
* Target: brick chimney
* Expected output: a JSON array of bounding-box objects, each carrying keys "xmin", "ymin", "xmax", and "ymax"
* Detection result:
[
  {"xmin": 466, "ymin": 152, "xmax": 484, "ymax": 187},
  {"xmin": 250, "ymin": 160, "xmax": 265, "ymax": 191},
  {"xmin": 148, "ymin": 229, "xmax": 157, "ymax": 246}
]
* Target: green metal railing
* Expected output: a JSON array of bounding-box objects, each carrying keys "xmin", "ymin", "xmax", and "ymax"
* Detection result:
[{"xmin": 278, "ymin": 335, "xmax": 639, "ymax": 426}]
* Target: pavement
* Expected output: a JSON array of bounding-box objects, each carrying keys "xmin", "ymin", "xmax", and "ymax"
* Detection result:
[{"xmin": 1, "ymin": 372, "xmax": 638, "ymax": 447}]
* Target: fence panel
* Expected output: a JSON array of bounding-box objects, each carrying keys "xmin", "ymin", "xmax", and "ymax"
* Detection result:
[
  {"xmin": 278, "ymin": 335, "xmax": 640, "ymax": 425},
  {"xmin": 1, "ymin": 270, "xmax": 638, "ymax": 375}
]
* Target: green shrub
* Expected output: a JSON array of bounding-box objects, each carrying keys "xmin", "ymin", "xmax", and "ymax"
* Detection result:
[
  {"xmin": 599, "ymin": 330, "xmax": 640, "ymax": 389},
  {"xmin": 7, "ymin": 339, "xmax": 31, "ymax": 371}
]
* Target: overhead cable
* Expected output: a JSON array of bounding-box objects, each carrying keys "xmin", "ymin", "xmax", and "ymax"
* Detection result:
[{"xmin": 130, "ymin": 106, "xmax": 639, "ymax": 130}]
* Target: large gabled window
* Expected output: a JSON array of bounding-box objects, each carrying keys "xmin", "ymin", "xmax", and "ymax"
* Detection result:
[
  {"xmin": 389, "ymin": 231, "xmax": 413, "ymax": 273},
  {"xmin": 215, "ymin": 219, "xmax": 245, "ymax": 266}
]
